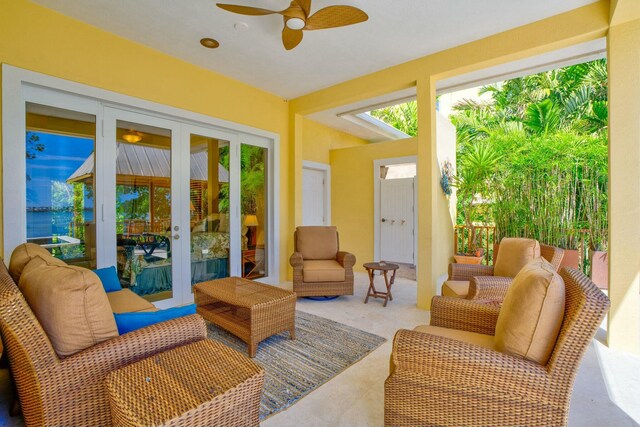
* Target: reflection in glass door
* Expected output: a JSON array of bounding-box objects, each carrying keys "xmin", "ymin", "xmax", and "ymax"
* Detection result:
[
  {"xmin": 24, "ymin": 103, "xmax": 97, "ymax": 268},
  {"xmin": 110, "ymin": 116, "xmax": 177, "ymax": 304},
  {"xmin": 188, "ymin": 133, "xmax": 231, "ymax": 288},
  {"xmin": 240, "ymin": 144, "xmax": 268, "ymax": 279}
]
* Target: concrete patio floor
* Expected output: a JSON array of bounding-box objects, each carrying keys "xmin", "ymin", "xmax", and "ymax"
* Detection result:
[{"xmin": 0, "ymin": 272, "xmax": 638, "ymax": 426}]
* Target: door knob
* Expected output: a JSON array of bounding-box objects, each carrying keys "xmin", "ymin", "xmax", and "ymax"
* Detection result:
[
  {"xmin": 381, "ymin": 218, "xmax": 387, "ymax": 222},
  {"xmin": 172, "ymin": 234, "xmax": 180, "ymax": 240}
]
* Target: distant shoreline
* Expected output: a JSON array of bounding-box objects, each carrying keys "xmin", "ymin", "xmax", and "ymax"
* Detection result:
[{"xmin": 26, "ymin": 207, "xmax": 94, "ymax": 212}]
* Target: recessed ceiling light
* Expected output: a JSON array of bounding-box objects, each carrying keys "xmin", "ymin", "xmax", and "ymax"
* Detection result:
[{"xmin": 200, "ymin": 38, "xmax": 220, "ymax": 49}]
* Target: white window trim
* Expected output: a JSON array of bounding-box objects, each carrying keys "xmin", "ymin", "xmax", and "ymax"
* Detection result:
[
  {"xmin": 373, "ymin": 156, "xmax": 418, "ymax": 265},
  {"xmin": 302, "ymin": 160, "xmax": 331, "ymax": 226},
  {"xmin": 2, "ymin": 64, "xmax": 280, "ymax": 283}
]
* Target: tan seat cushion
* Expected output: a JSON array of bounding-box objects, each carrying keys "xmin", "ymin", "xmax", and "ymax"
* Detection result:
[
  {"xmin": 107, "ymin": 289, "xmax": 158, "ymax": 313},
  {"xmin": 414, "ymin": 325, "xmax": 495, "ymax": 350},
  {"xmin": 303, "ymin": 260, "xmax": 345, "ymax": 282},
  {"xmin": 442, "ymin": 280, "xmax": 469, "ymax": 298},
  {"xmin": 296, "ymin": 226, "xmax": 338, "ymax": 260},
  {"xmin": 9, "ymin": 243, "xmax": 65, "ymax": 283},
  {"xmin": 494, "ymin": 238, "xmax": 541, "ymax": 277},
  {"xmin": 19, "ymin": 256, "xmax": 119, "ymax": 357},
  {"xmin": 494, "ymin": 258, "xmax": 565, "ymax": 365}
]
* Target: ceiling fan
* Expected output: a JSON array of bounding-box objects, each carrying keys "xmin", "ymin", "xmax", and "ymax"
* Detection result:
[{"xmin": 216, "ymin": 0, "xmax": 368, "ymax": 50}]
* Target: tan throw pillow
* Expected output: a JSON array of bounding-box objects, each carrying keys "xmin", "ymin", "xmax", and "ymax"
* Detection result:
[
  {"xmin": 19, "ymin": 257, "xmax": 119, "ymax": 357},
  {"xmin": 9, "ymin": 243, "xmax": 65, "ymax": 283},
  {"xmin": 494, "ymin": 238, "xmax": 541, "ymax": 277},
  {"xmin": 296, "ymin": 226, "xmax": 339, "ymax": 260},
  {"xmin": 494, "ymin": 258, "xmax": 565, "ymax": 365}
]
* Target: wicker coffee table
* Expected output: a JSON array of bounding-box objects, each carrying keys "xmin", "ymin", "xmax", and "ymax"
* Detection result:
[
  {"xmin": 194, "ymin": 276, "xmax": 296, "ymax": 357},
  {"xmin": 105, "ymin": 339, "xmax": 264, "ymax": 427}
]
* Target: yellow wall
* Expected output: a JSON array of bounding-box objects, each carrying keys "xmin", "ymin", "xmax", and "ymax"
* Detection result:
[
  {"xmin": 302, "ymin": 118, "xmax": 367, "ymax": 164},
  {"xmin": 0, "ymin": 0, "xmax": 290, "ymax": 280},
  {"xmin": 330, "ymin": 138, "xmax": 417, "ymax": 270},
  {"xmin": 607, "ymin": 17, "xmax": 640, "ymax": 353}
]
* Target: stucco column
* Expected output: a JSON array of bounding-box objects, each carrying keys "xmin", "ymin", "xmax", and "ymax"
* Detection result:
[
  {"xmin": 607, "ymin": 18, "xmax": 640, "ymax": 353},
  {"xmin": 416, "ymin": 78, "xmax": 437, "ymax": 309}
]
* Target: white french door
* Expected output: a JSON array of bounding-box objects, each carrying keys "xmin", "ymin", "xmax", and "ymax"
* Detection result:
[
  {"xmin": 180, "ymin": 124, "xmax": 240, "ymax": 303},
  {"xmin": 103, "ymin": 107, "xmax": 185, "ymax": 308},
  {"xmin": 4, "ymin": 68, "xmax": 279, "ymax": 309}
]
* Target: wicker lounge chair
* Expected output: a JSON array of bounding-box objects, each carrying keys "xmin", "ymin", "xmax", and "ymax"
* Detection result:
[
  {"xmin": 0, "ymin": 260, "xmax": 207, "ymax": 426},
  {"xmin": 385, "ymin": 267, "xmax": 610, "ymax": 427},
  {"xmin": 290, "ymin": 226, "xmax": 355, "ymax": 297},
  {"xmin": 443, "ymin": 238, "xmax": 564, "ymax": 301}
]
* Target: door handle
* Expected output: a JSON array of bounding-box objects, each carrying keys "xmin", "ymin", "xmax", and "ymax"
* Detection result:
[{"xmin": 381, "ymin": 218, "xmax": 387, "ymax": 222}]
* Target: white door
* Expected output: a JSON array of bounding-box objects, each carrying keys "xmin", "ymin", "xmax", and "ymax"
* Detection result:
[
  {"xmin": 303, "ymin": 167, "xmax": 326, "ymax": 225},
  {"xmin": 380, "ymin": 178, "xmax": 415, "ymax": 264}
]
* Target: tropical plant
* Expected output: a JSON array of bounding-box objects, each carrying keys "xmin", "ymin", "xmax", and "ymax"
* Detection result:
[
  {"xmin": 452, "ymin": 142, "xmax": 501, "ymax": 253},
  {"xmin": 369, "ymin": 100, "xmax": 418, "ymax": 137}
]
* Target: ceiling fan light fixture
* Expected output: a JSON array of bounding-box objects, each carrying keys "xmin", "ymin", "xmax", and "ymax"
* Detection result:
[
  {"xmin": 122, "ymin": 132, "xmax": 142, "ymax": 143},
  {"xmin": 285, "ymin": 17, "xmax": 306, "ymax": 30}
]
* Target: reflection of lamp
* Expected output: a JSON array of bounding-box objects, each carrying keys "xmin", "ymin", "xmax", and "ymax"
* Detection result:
[
  {"xmin": 244, "ymin": 214, "xmax": 258, "ymax": 248},
  {"xmin": 122, "ymin": 131, "xmax": 142, "ymax": 143}
]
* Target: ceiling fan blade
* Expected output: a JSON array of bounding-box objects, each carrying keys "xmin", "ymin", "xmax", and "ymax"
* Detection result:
[
  {"xmin": 216, "ymin": 4, "xmax": 278, "ymax": 16},
  {"xmin": 282, "ymin": 26, "xmax": 303, "ymax": 50},
  {"xmin": 305, "ymin": 5, "xmax": 368, "ymax": 30},
  {"xmin": 293, "ymin": 0, "xmax": 311, "ymax": 17}
]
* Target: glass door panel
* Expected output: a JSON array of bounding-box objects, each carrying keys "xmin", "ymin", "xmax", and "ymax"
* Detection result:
[
  {"xmin": 188, "ymin": 134, "xmax": 231, "ymax": 287},
  {"xmin": 240, "ymin": 144, "xmax": 268, "ymax": 279},
  {"xmin": 111, "ymin": 116, "xmax": 177, "ymax": 304},
  {"xmin": 25, "ymin": 103, "xmax": 97, "ymax": 268}
]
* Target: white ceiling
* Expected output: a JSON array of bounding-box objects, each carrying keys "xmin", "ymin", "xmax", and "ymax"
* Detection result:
[{"xmin": 32, "ymin": 0, "xmax": 599, "ymax": 99}]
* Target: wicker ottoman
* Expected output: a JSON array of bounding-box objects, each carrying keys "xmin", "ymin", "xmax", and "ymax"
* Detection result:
[{"xmin": 104, "ymin": 339, "xmax": 264, "ymax": 427}]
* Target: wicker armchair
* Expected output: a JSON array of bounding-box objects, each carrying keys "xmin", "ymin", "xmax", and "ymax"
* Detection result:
[
  {"xmin": 0, "ymin": 261, "xmax": 207, "ymax": 427},
  {"xmin": 443, "ymin": 239, "xmax": 564, "ymax": 301},
  {"xmin": 290, "ymin": 226, "xmax": 355, "ymax": 297},
  {"xmin": 385, "ymin": 267, "xmax": 610, "ymax": 427}
]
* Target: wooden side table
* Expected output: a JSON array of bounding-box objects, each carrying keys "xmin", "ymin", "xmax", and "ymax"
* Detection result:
[{"xmin": 363, "ymin": 262, "xmax": 399, "ymax": 307}]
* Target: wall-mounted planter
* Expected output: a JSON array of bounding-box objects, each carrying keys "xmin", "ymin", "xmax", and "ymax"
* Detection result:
[{"xmin": 589, "ymin": 250, "xmax": 608, "ymax": 289}]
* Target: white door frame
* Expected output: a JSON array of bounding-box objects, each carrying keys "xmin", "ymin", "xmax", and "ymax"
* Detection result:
[
  {"xmin": 373, "ymin": 156, "xmax": 417, "ymax": 264},
  {"xmin": 2, "ymin": 64, "xmax": 280, "ymax": 287},
  {"xmin": 302, "ymin": 160, "xmax": 331, "ymax": 226}
]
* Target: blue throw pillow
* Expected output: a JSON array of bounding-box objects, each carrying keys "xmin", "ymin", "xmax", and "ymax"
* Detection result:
[
  {"xmin": 113, "ymin": 304, "xmax": 197, "ymax": 335},
  {"xmin": 93, "ymin": 266, "xmax": 122, "ymax": 293}
]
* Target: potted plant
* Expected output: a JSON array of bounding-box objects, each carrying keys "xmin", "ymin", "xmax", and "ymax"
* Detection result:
[
  {"xmin": 584, "ymin": 168, "xmax": 608, "ymax": 289},
  {"xmin": 453, "ymin": 142, "xmax": 501, "ymax": 263}
]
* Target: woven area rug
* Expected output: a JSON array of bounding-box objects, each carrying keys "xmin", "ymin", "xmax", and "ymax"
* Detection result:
[{"xmin": 206, "ymin": 310, "xmax": 386, "ymax": 420}]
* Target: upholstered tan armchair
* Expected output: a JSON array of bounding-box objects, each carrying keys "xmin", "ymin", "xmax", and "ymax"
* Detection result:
[
  {"xmin": 289, "ymin": 226, "xmax": 355, "ymax": 297},
  {"xmin": 385, "ymin": 265, "xmax": 610, "ymax": 427},
  {"xmin": 443, "ymin": 237, "xmax": 564, "ymax": 301}
]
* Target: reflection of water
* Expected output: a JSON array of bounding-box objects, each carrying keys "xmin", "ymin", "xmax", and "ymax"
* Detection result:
[{"xmin": 27, "ymin": 209, "xmax": 94, "ymax": 238}]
